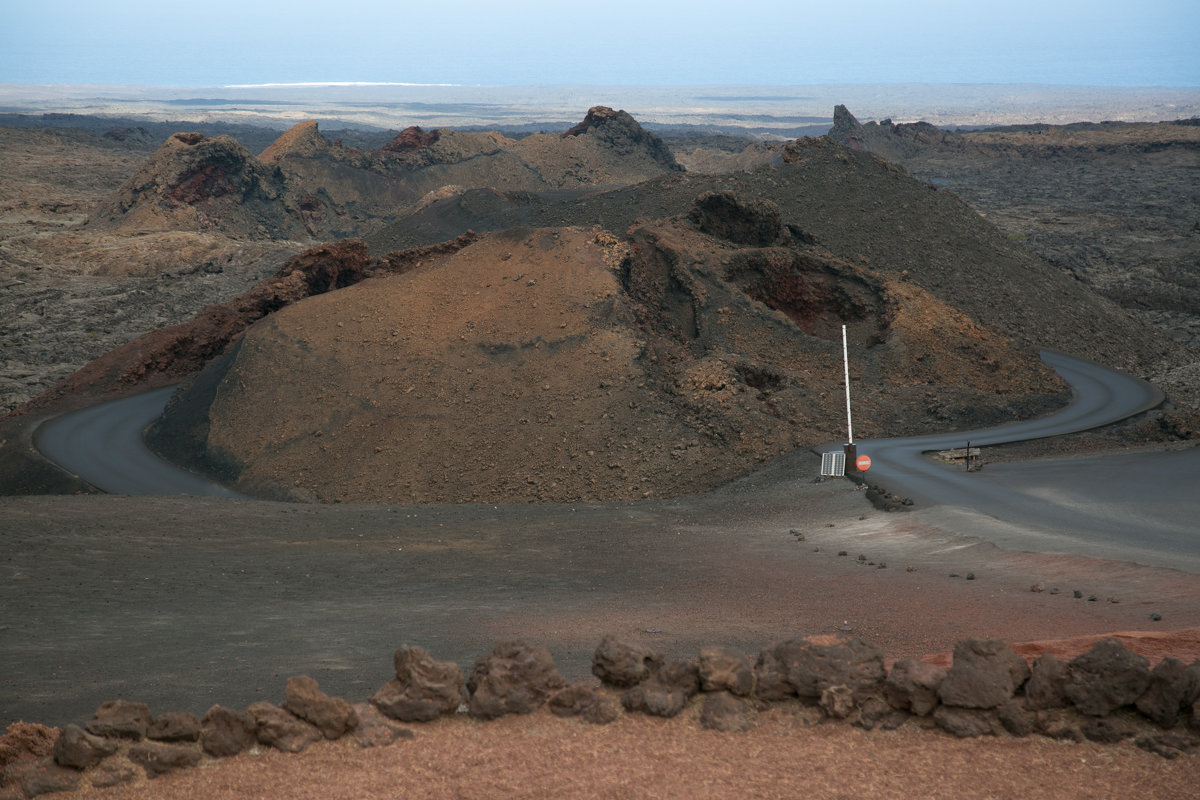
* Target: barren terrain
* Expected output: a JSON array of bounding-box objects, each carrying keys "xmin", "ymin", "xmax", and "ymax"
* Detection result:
[{"xmin": 2, "ymin": 95, "xmax": 1200, "ymax": 797}]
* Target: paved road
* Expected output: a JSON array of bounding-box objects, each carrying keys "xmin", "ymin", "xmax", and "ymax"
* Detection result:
[
  {"xmin": 847, "ymin": 350, "xmax": 1165, "ymax": 504},
  {"xmin": 33, "ymin": 386, "xmax": 243, "ymax": 497},
  {"xmin": 831, "ymin": 349, "xmax": 1200, "ymax": 571},
  {"xmin": 31, "ymin": 350, "xmax": 1200, "ymax": 570}
]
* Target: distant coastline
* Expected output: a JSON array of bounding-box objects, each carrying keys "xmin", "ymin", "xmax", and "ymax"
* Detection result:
[{"xmin": 1, "ymin": 82, "xmax": 1197, "ymax": 133}]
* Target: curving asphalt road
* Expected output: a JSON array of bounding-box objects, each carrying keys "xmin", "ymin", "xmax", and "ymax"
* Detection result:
[
  {"xmin": 829, "ymin": 349, "xmax": 1200, "ymax": 570},
  {"xmin": 33, "ymin": 386, "xmax": 243, "ymax": 498},
  {"xmin": 846, "ymin": 349, "xmax": 1165, "ymax": 504},
  {"xmin": 31, "ymin": 350, "xmax": 1200, "ymax": 569}
]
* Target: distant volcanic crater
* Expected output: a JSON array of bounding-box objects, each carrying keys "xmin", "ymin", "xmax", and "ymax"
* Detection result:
[{"xmin": 86, "ymin": 131, "xmax": 303, "ymax": 238}]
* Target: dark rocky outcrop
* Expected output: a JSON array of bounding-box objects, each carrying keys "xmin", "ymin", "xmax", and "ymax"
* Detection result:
[
  {"xmin": 84, "ymin": 701, "xmax": 151, "ymax": 741},
  {"xmin": 10, "ymin": 759, "xmax": 80, "ymax": 797},
  {"xmin": 547, "ymin": 684, "xmax": 620, "ymax": 725},
  {"xmin": 1136, "ymin": 657, "xmax": 1200, "ymax": 728},
  {"xmin": 885, "ymin": 658, "xmax": 946, "ymax": 716},
  {"xmin": 700, "ymin": 691, "xmax": 755, "ymax": 732},
  {"xmin": 1025, "ymin": 653, "xmax": 1071, "ymax": 710},
  {"xmin": 1065, "ymin": 639, "xmax": 1152, "ymax": 716},
  {"xmin": 827, "ymin": 104, "xmax": 971, "ymax": 162},
  {"xmin": 350, "ymin": 703, "xmax": 415, "ymax": 748},
  {"xmin": 370, "ymin": 645, "xmax": 464, "ymax": 723},
  {"xmin": 200, "ymin": 705, "xmax": 257, "ymax": 758},
  {"xmin": 282, "ymin": 676, "xmax": 358, "ymax": 740},
  {"xmin": 379, "ymin": 126, "xmax": 442, "ymax": 155},
  {"xmin": 934, "ymin": 706, "xmax": 999, "ymax": 738},
  {"xmin": 562, "ymin": 106, "xmax": 681, "ymax": 172},
  {"xmin": 467, "ymin": 641, "xmax": 567, "ymax": 720},
  {"xmin": 621, "ymin": 659, "xmax": 702, "ymax": 718},
  {"xmin": 127, "ymin": 741, "xmax": 202, "ymax": 777},
  {"xmin": 9, "ymin": 632, "xmax": 1198, "ymax": 798},
  {"xmin": 146, "ymin": 711, "xmax": 201, "ymax": 743},
  {"xmin": 770, "ymin": 635, "xmax": 886, "ymax": 701},
  {"xmin": 592, "ymin": 635, "xmax": 664, "ymax": 688},
  {"xmin": 87, "ymin": 132, "xmax": 301, "ymax": 237},
  {"xmin": 938, "ymin": 639, "xmax": 1031, "ymax": 710},
  {"xmin": 50, "ymin": 725, "xmax": 116, "ymax": 770},
  {"xmin": 246, "ymin": 702, "xmax": 322, "ymax": 754},
  {"xmin": 697, "ymin": 646, "xmax": 756, "ymax": 697}
]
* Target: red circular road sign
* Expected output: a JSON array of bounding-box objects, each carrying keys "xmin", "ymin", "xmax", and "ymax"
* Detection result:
[{"xmin": 855, "ymin": 455, "xmax": 872, "ymax": 471}]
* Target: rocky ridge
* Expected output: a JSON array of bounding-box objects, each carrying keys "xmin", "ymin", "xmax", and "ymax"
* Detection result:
[
  {"xmin": 86, "ymin": 107, "xmax": 682, "ymax": 242},
  {"xmin": 1, "ymin": 633, "xmax": 1197, "ymax": 798}
]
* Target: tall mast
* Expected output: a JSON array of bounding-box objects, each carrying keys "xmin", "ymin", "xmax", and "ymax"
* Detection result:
[{"xmin": 842, "ymin": 324, "xmax": 853, "ymax": 445}]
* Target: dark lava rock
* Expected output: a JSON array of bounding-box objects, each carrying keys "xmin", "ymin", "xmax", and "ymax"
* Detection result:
[
  {"xmin": 1081, "ymin": 715, "xmax": 1137, "ymax": 744},
  {"xmin": 380, "ymin": 126, "xmax": 441, "ymax": 154},
  {"xmin": 127, "ymin": 741, "xmax": 202, "ymax": 777},
  {"xmin": 246, "ymin": 702, "xmax": 323, "ymax": 754},
  {"xmin": 14, "ymin": 759, "xmax": 80, "ymax": 797},
  {"xmin": 85, "ymin": 700, "xmax": 152, "ymax": 741},
  {"xmin": 1036, "ymin": 711, "xmax": 1085, "ymax": 742},
  {"xmin": 467, "ymin": 640, "xmax": 567, "ymax": 720},
  {"xmin": 88, "ymin": 761, "xmax": 138, "ymax": 789},
  {"xmin": 146, "ymin": 711, "xmax": 201, "ymax": 743},
  {"xmin": 753, "ymin": 645, "xmax": 795, "ymax": 702},
  {"xmin": 700, "ymin": 691, "xmax": 755, "ymax": 732},
  {"xmin": 350, "ymin": 703, "xmax": 415, "ymax": 748},
  {"xmin": 938, "ymin": 639, "xmax": 1030, "ymax": 710},
  {"xmin": 51, "ymin": 725, "xmax": 117, "ymax": 770},
  {"xmin": 1136, "ymin": 657, "xmax": 1199, "ymax": 728},
  {"xmin": 561, "ymin": 106, "xmax": 680, "ymax": 172},
  {"xmin": 1024, "ymin": 653, "xmax": 1071, "ymax": 711},
  {"xmin": 548, "ymin": 684, "xmax": 620, "ymax": 725},
  {"xmin": 591, "ymin": 634, "xmax": 663, "ymax": 688},
  {"xmin": 621, "ymin": 658, "xmax": 701, "ymax": 718},
  {"xmin": 772, "ymin": 635, "xmax": 886, "ymax": 700},
  {"xmin": 933, "ymin": 706, "xmax": 997, "ymax": 738},
  {"xmin": 819, "ymin": 685, "xmax": 856, "ymax": 719},
  {"xmin": 1065, "ymin": 639, "xmax": 1151, "ymax": 717},
  {"xmin": 1135, "ymin": 731, "xmax": 1200, "ymax": 759},
  {"xmin": 854, "ymin": 695, "xmax": 907, "ymax": 731},
  {"xmin": 697, "ymin": 646, "xmax": 756, "ymax": 697},
  {"xmin": 886, "ymin": 658, "xmax": 947, "ymax": 716},
  {"xmin": 371, "ymin": 645, "xmax": 464, "ymax": 723},
  {"xmin": 283, "ymin": 675, "xmax": 358, "ymax": 740},
  {"xmin": 200, "ymin": 705, "xmax": 256, "ymax": 758},
  {"xmin": 996, "ymin": 700, "xmax": 1033, "ymax": 737}
]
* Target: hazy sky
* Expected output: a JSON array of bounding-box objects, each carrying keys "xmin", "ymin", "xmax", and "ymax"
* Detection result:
[{"xmin": 1, "ymin": 0, "xmax": 1196, "ymax": 87}]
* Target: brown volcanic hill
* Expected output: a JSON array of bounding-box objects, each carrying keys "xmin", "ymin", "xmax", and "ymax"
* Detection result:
[
  {"xmin": 151, "ymin": 200, "xmax": 1064, "ymax": 504},
  {"xmin": 85, "ymin": 132, "xmax": 309, "ymax": 238}
]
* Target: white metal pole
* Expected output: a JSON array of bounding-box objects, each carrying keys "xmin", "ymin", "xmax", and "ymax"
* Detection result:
[{"xmin": 842, "ymin": 324, "xmax": 853, "ymax": 445}]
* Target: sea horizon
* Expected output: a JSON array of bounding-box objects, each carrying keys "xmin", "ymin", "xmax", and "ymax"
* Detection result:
[{"xmin": 2, "ymin": 81, "xmax": 1198, "ymax": 133}]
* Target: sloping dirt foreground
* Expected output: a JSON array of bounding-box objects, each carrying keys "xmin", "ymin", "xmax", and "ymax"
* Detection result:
[{"xmin": 3, "ymin": 459, "xmax": 1199, "ymax": 797}]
